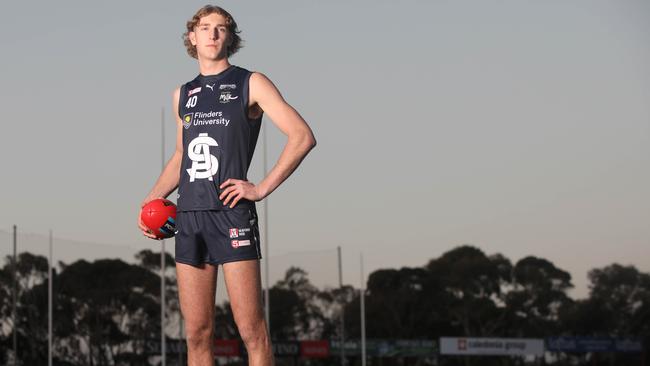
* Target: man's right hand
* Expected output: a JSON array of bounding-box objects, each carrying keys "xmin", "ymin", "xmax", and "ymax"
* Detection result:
[
  {"xmin": 139, "ymin": 197, "xmax": 162, "ymax": 240},
  {"xmin": 138, "ymin": 86, "xmax": 183, "ymax": 241}
]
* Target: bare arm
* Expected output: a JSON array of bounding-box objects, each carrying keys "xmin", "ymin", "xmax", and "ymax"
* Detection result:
[
  {"xmin": 219, "ymin": 72, "xmax": 316, "ymax": 207},
  {"xmin": 138, "ymin": 87, "xmax": 184, "ymax": 238}
]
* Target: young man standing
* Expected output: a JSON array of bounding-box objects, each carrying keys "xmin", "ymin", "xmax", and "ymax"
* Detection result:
[{"xmin": 138, "ymin": 5, "xmax": 316, "ymax": 365}]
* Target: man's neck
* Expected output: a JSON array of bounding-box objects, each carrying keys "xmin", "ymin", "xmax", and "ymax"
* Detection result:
[{"xmin": 198, "ymin": 58, "xmax": 231, "ymax": 76}]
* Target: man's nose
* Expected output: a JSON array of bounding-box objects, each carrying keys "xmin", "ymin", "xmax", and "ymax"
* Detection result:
[{"xmin": 211, "ymin": 28, "xmax": 219, "ymax": 40}]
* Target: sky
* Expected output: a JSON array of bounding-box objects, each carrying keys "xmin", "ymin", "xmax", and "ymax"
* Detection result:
[{"xmin": 0, "ymin": 0, "xmax": 648, "ymax": 300}]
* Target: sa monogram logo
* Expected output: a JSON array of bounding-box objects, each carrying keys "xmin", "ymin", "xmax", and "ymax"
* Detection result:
[{"xmin": 186, "ymin": 133, "xmax": 219, "ymax": 182}]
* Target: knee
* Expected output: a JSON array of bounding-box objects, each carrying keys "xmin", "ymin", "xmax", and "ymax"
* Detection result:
[
  {"xmin": 238, "ymin": 319, "xmax": 270, "ymax": 351},
  {"xmin": 185, "ymin": 322, "xmax": 213, "ymax": 350}
]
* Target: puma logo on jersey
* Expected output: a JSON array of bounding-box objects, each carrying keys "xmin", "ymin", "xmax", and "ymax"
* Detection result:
[{"xmin": 206, "ymin": 84, "xmax": 215, "ymax": 91}]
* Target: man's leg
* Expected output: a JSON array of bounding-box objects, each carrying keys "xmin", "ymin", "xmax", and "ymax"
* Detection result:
[
  {"xmin": 177, "ymin": 262, "xmax": 218, "ymax": 366},
  {"xmin": 223, "ymin": 259, "xmax": 274, "ymax": 366}
]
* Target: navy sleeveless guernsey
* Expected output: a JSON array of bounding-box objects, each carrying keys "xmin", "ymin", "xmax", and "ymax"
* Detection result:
[{"xmin": 177, "ymin": 65, "xmax": 262, "ymax": 212}]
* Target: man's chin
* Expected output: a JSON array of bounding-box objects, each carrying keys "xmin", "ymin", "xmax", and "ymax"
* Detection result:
[{"xmin": 198, "ymin": 52, "xmax": 227, "ymax": 62}]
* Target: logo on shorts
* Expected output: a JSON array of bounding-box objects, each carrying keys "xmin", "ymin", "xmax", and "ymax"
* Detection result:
[
  {"xmin": 229, "ymin": 228, "xmax": 239, "ymax": 238},
  {"xmin": 231, "ymin": 240, "xmax": 251, "ymax": 248}
]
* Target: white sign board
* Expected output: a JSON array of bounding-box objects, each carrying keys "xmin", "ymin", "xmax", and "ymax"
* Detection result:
[{"xmin": 440, "ymin": 337, "xmax": 544, "ymax": 356}]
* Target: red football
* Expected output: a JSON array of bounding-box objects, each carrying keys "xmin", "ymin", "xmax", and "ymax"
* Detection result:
[{"xmin": 140, "ymin": 198, "xmax": 177, "ymax": 239}]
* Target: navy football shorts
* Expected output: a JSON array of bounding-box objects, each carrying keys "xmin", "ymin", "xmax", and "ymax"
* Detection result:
[{"xmin": 174, "ymin": 205, "xmax": 262, "ymax": 266}]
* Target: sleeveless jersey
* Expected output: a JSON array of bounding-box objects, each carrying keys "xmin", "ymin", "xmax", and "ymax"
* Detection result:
[{"xmin": 176, "ymin": 65, "xmax": 262, "ymax": 212}]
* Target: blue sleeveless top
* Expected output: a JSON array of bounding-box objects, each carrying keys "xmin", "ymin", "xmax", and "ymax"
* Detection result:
[{"xmin": 177, "ymin": 65, "xmax": 262, "ymax": 211}]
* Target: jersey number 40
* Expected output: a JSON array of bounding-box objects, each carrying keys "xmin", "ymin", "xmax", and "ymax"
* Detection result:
[{"xmin": 186, "ymin": 95, "xmax": 198, "ymax": 109}]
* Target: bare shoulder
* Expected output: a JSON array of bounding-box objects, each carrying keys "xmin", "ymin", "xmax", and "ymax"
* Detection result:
[
  {"xmin": 249, "ymin": 71, "xmax": 283, "ymax": 104},
  {"xmin": 172, "ymin": 86, "xmax": 182, "ymax": 119},
  {"xmin": 250, "ymin": 71, "xmax": 269, "ymax": 80},
  {"xmin": 172, "ymin": 87, "xmax": 181, "ymax": 103},
  {"xmin": 250, "ymin": 71, "xmax": 274, "ymax": 89}
]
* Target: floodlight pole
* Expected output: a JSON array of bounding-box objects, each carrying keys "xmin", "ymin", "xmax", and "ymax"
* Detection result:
[
  {"xmin": 338, "ymin": 246, "xmax": 345, "ymax": 366},
  {"xmin": 12, "ymin": 224, "xmax": 17, "ymax": 366},
  {"xmin": 360, "ymin": 253, "xmax": 366, "ymax": 366},
  {"xmin": 161, "ymin": 107, "xmax": 166, "ymax": 365},
  {"xmin": 48, "ymin": 230, "xmax": 53, "ymax": 366},
  {"xmin": 262, "ymin": 118, "xmax": 270, "ymax": 330}
]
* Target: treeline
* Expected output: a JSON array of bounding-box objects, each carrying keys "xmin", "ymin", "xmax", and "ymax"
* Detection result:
[{"xmin": 0, "ymin": 245, "xmax": 648, "ymax": 365}]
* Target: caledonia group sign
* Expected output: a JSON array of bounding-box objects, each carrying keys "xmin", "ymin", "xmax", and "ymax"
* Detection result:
[{"xmin": 440, "ymin": 337, "xmax": 545, "ymax": 356}]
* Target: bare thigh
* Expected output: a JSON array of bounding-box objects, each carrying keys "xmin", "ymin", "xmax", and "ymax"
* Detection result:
[
  {"xmin": 176, "ymin": 262, "xmax": 218, "ymax": 330},
  {"xmin": 222, "ymin": 259, "xmax": 265, "ymax": 326}
]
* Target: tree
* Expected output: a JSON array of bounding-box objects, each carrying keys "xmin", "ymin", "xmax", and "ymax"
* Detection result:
[
  {"xmin": 55, "ymin": 258, "xmax": 161, "ymax": 365},
  {"xmin": 362, "ymin": 267, "xmax": 434, "ymax": 338},
  {"xmin": 506, "ymin": 256, "xmax": 573, "ymax": 336},
  {"xmin": 270, "ymin": 267, "xmax": 331, "ymax": 340},
  {"xmin": 0, "ymin": 253, "xmax": 50, "ymax": 365},
  {"xmin": 427, "ymin": 246, "xmax": 512, "ymax": 337},
  {"xmin": 558, "ymin": 264, "xmax": 650, "ymax": 366},
  {"xmin": 569, "ymin": 264, "xmax": 650, "ymax": 337}
]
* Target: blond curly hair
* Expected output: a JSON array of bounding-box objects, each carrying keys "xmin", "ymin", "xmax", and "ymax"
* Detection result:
[{"xmin": 183, "ymin": 5, "xmax": 242, "ymax": 59}]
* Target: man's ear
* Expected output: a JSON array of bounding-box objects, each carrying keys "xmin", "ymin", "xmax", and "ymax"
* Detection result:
[{"xmin": 189, "ymin": 31, "xmax": 197, "ymax": 46}]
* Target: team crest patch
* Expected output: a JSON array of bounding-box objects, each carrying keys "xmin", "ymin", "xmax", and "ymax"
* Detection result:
[{"xmin": 182, "ymin": 113, "xmax": 193, "ymax": 129}]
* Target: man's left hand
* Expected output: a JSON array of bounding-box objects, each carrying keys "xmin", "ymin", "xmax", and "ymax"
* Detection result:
[{"xmin": 219, "ymin": 179, "xmax": 263, "ymax": 208}]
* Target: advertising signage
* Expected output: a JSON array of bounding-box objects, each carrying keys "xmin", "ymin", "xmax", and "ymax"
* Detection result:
[
  {"xmin": 214, "ymin": 339, "xmax": 240, "ymax": 356},
  {"xmin": 330, "ymin": 339, "xmax": 437, "ymax": 357},
  {"xmin": 300, "ymin": 340, "xmax": 329, "ymax": 358},
  {"xmin": 145, "ymin": 338, "xmax": 437, "ymax": 358},
  {"xmin": 546, "ymin": 337, "xmax": 643, "ymax": 353},
  {"xmin": 440, "ymin": 337, "xmax": 544, "ymax": 356},
  {"xmin": 240, "ymin": 341, "xmax": 301, "ymax": 357}
]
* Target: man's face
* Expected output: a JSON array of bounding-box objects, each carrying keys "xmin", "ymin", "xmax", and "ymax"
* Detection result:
[{"xmin": 189, "ymin": 12, "xmax": 231, "ymax": 60}]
